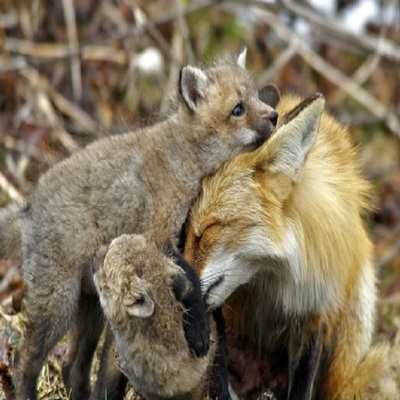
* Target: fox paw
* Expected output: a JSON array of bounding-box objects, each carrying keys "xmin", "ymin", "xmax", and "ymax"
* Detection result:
[{"xmin": 183, "ymin": 314, "xmax": 210, "ymax": 357}]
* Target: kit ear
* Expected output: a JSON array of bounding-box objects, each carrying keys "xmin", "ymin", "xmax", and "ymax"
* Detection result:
[
  {"xmin": 179, "ymin": 65, "xmax": 208, "ymax": 112},
  {"xmin": 237, "ymin": 47, "xmax": 247, "ymax": 69},
  {"xmin": 258, "ymin": 84, "xmax": 281, "ymax": 108},
  {"xmin": 124, "ymin": 281, "xmax": 155, "ymax": 318}
]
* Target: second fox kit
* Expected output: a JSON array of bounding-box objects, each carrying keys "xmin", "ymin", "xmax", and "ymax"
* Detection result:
[
  {"xmin": 184, "ymin": 94, "xmax": 375, "ymax": 399},
  {"xmin": 93, "ymin": 234, "xmax": 227, "ymax": 400},
  {"xmin": 0, "ymin": 49, "xmax": 279, "ymax": 400}
]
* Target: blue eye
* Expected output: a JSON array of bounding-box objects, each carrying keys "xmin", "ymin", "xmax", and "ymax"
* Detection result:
[{"xmin": 231, "ymin": 103, "xmax": 245, "ymax": 117}]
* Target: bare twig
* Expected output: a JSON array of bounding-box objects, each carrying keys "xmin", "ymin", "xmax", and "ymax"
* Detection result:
[
  {"xmin": 3, "ymin": 39, "xmax": 128, "ymax": 66},
  {"xmin": 278, "ymin": 0, "xmax": 400, "ymax": 62},
  {"xmin": 0, "ymin": 171, "xmax": 24, "ymax": 206},
  {"xmin": 174, "ymin": 0, "xmax": 195, "ymax": 64},
  {"xmin": 257, "ymin": 43, "xmax": 297, "ymax": 85},
  {"xmin": 61, "ymin": 0, "xmax": 82, "ymax": 102},
  {"xmin": 331, "ymin": 1, "xmax": 392, "ymax": 105},
  {"xmin": 19, "ymin": 66, "xmax": 97, "ymax": 134},
  {"xmin": 106, "ymin": 0, "xmax": 219, "ymax": 44},
  {"xmin": 251, "ymin": 7, "xmax": 400, "ymax": 137}
]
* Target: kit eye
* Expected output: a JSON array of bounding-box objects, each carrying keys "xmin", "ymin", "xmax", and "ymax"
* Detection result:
[{"xmin": 231, "ymin": 103, "xmax": 245, "ymax": 117}]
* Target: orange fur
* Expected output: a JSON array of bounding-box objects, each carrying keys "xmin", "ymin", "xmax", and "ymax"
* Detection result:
[{"xmin": 184, "ymin": 94, "xmax": 376, "ymax": 399}]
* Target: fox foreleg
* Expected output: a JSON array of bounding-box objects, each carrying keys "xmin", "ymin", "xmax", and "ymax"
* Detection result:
[
  {"xmin": 170, "ymin": 248, "xmax": 210, "ymax": 358},
  {"xmin": 91, "ymin": 326, "xmax": 128, "ymax": 400},
  {"xmin": 209, "ymin": 307, "xmax": 230, "ymax": 400},
  {"xmin": 288, "ymin": 318, "xmax": 333, "ymax": 400}
]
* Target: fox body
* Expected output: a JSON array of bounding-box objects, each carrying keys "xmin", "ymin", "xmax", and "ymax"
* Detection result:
[
  {"xmin": 1, "ymin": 50, "xmax": 279, "ymax": 400},
  {"xmin": 184, "ymin": 94, "xmax": 375, "ymax": 399},
  {"xmin": 93, "ymin": 234, "xmax": 228, "ymax": 400}
]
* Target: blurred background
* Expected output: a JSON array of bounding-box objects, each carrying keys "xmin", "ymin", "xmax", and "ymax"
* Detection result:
[{"xmin": 0, "ymin": 0, "xmax": 399, "ymax": 398}]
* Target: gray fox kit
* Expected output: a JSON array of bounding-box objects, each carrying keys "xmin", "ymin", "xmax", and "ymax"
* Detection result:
[
  {"xmin": 93, "ymin": 234, "xmax": 228, "ymax": 400},
  {"xmin": 0, "ymin": 49, "xmax": 279, "ymax": 399}
]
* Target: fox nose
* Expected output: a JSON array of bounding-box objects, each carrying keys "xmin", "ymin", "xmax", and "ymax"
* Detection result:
[{"xmin": 269, "ymin": 111, "xmax": 278, "ymax": 126}]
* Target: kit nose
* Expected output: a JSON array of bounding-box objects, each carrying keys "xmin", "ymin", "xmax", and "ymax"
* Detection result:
[{"xmin": 269, "ymin": 111, "xmax": 278, "ymax": 126}]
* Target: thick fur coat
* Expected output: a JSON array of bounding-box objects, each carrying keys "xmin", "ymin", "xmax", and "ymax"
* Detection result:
[
  {"xmin": 0, "ymin": 50, "xmax": 278, "ymax": 400},
  {"xmin": 184, "ymin": 94, "xmax": 376, "ymax": 399}
]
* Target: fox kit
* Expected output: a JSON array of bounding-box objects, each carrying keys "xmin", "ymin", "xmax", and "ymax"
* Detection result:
[
  {"xmin": 93, "ymin": 234, "xmax": 228, "ymax": 400},
  {"xmin": 184, "ymin": 93, "xmax": 375, "ymax": 399},
  {"xmin": 0, "ymin": 49, "xmax": 279, "ymax": 400}
]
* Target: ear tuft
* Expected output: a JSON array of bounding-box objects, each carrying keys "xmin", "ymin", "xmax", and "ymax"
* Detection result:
[
  {"xmin": 179, "ymin": 65, "xmax": 208, "ymax": 112},
  {"xmin": 258, "ymin": 84, "xmax": 281, "ymax": 108},
  {"xmin": 237, "ymin": 47, "xmax": 247, "ymax": 69}
]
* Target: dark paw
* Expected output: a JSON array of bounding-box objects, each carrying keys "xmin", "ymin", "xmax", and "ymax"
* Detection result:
[
  {"xmin": 209, "ymin": 376, "xmax": 231, "ymax": 400},
  {"xmin": 183, "ymin": 314, "xmax": 210, "ymax": 357}
]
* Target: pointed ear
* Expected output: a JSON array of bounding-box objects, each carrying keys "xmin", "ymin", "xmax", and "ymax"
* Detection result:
[
  {"xmin": 267, "ymin": 93, "xmax": 325, "ymax": 182},
  {"xmin": 237, "ymin": 47, "xmax": 247, "ymax": 69},
  {"xmin": 124, "ymin": 282, "xmax": 155, "ymax": 318},
  {"xmin": 179, "ymin": 65, "xmax": 208, "ymax": 112},
  {"xmin": 258, "ymin": 84, "xmax": 280, "ymax": 108}
]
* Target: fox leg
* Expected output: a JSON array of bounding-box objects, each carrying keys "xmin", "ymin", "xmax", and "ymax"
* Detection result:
[
  {"xmin": 170, "ymin": 248, "xmax": 210, "ymax": 357},
  {"xmin": 287, "ymin": 318, "xmax": 333, "ymax": 400},
  {"xmin": 91, "ymin": 326, "xmax": 127, "ymax": 400},
  {"xmin": 13, "ymin": 257, "xmax": 82, "ymax": 400},
  {"xmin": 13, "ymin": 317, "xmax": 55, "ymax": 400},
  {"xmin": 209, "ymin": 307, "xmax": 230, "ymax": 400},
  {"xmin": 62, "ymin": 292, "xmax": 104, "ymax": 400}
]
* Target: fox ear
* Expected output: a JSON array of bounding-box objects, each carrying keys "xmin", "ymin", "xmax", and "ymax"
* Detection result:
[
  {"xmin": 267, "ymin": 93, "xmax": 325, "ymax": 182},
  {"xmin": 179, "ymin": 65, "xmax": 208, "ymax": 112},
  {"xmin": 258, "ymin": 84, "xmax": 280, "ymax": 108},
  {"xmin": 237, "ymin": 47, "xmax": 247, "ymax": 69},
  {"xmin": 124, "ymin": 282, "xmax": 155, "ymax": 318}
]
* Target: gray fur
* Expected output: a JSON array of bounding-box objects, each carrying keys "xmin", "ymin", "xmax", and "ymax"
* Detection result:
[
  {"xmin": 94, "ymin": 234, "xmax": 216, "ymax": 400},
  {"xmin": 4, "ymin": 52, "xmax": 278, "ymax": 400}
]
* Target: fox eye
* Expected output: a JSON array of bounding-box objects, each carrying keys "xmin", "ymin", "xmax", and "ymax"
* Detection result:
[{"xmin": 231, "ymin": 103, "xmax": 245, "ymax": 117}]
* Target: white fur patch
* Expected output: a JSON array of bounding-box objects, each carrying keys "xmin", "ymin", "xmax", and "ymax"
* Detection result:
[
  {"xmin": 201, "ymin": 249, "xmax": 256, "ymax": 309},
  {"xmin": 200, "ymin": 224, "xmax": 343, "ymax": 316},
  {"xmin": 201, "ymin": 226, "xmax": 278, "ymax": 308},
  {"xmin": 236, "ymin": 128, "xmax": 258, "ymax": 145}
]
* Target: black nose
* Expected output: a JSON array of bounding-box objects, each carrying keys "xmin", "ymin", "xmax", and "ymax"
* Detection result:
[{"xmin": 269, "ymin": 111, "xmax": 278, "ymax": 126}]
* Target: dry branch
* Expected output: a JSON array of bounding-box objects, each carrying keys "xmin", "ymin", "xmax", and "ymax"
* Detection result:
[
  {"xmin": 278, "ymin": 0, "xmax": 400, "ymax": 62},
  {"xmin": 19, "ymin": 67, "xmax": 97, "ymax": 135},
  {"xmin": 4, "ymin": 39, "xmax": 128, "ymax": 65},
  {"xmin": 0, "ymin": 171, "xmax": 24, "ymax": 206},
  {"xmin": 251, "ymin": 6, "xmax": 400, "ymax": 137},
  {"xmin": 61, "ymin": 0, "xmax": 82, "ymax": 102}
]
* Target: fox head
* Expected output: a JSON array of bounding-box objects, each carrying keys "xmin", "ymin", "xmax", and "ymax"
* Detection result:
[
  {"xmin": 184, "ymin": 93, "xmax": 372, "ymax": 314},
  {"xmin": 177, "ymin": 49, "xmax": 279, "ymax": 173},
  {"xmin": 93, "ymin": 234, "xmax": 182, "ymax": 324}
]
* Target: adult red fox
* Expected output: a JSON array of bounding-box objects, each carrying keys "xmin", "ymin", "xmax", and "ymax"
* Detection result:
[{"xmin": 184, "ymin": 93, "xmax": 378, "ymax": 399}]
